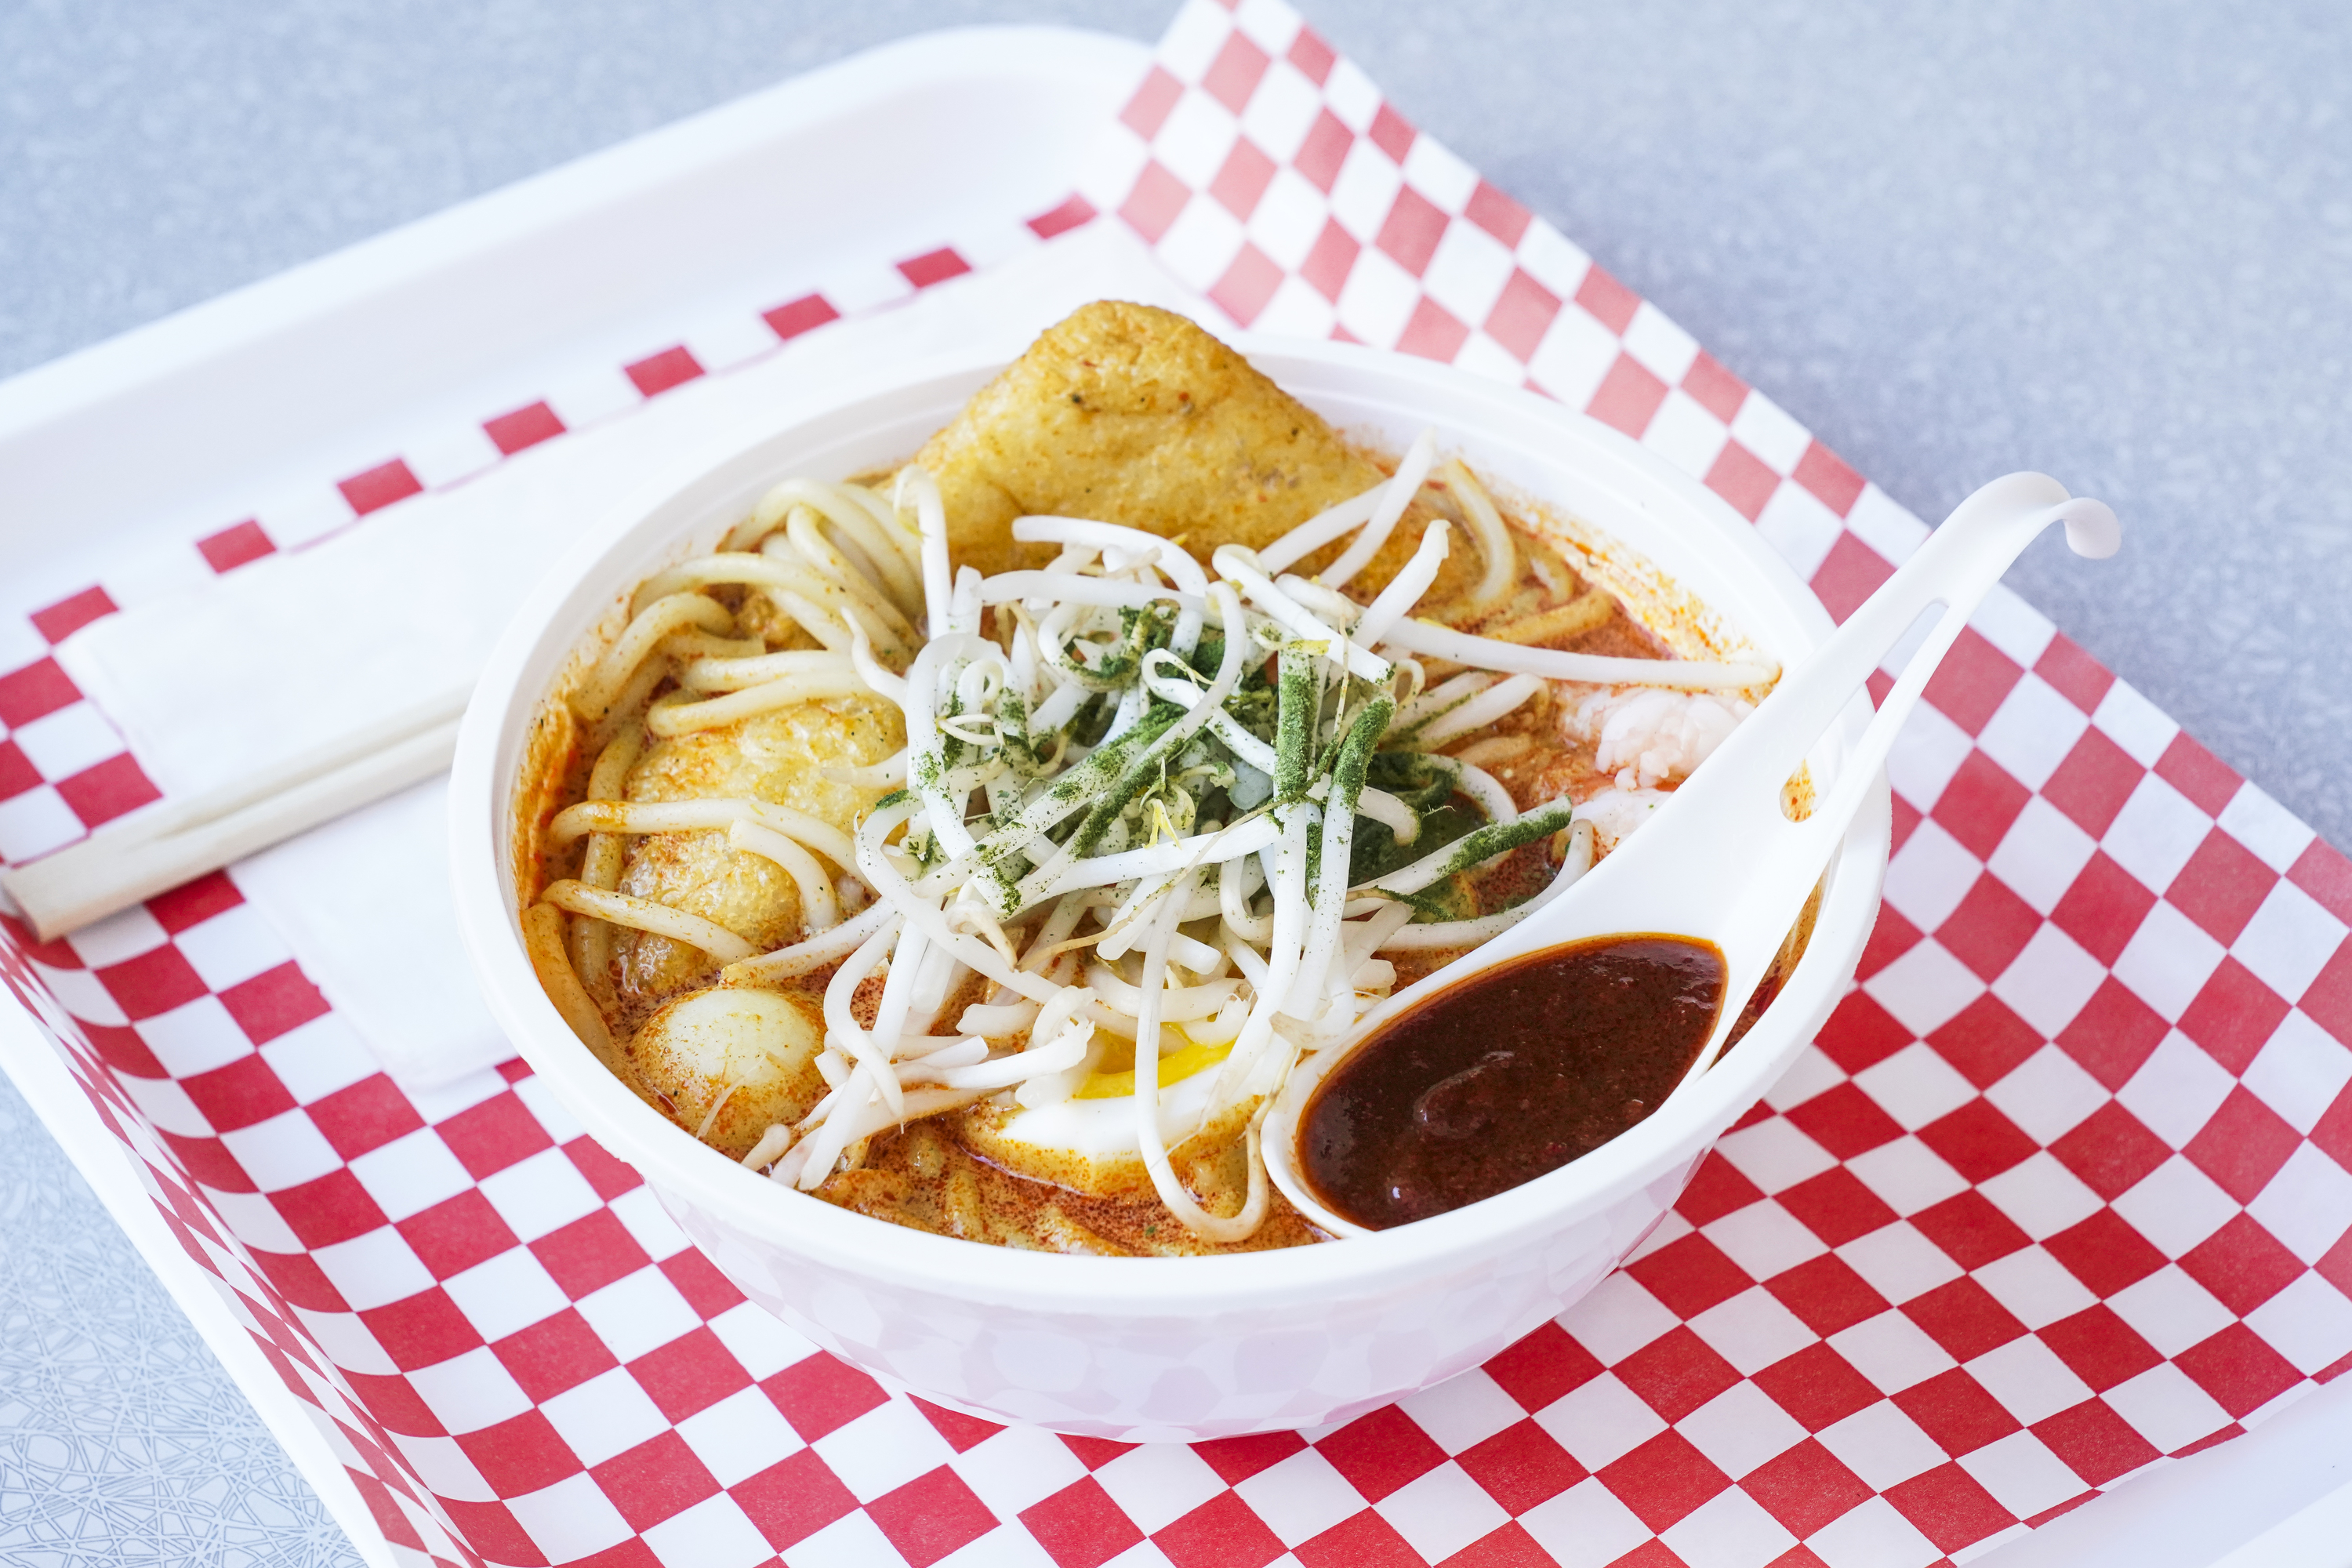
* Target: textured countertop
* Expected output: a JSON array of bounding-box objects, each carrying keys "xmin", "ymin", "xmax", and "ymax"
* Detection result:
[{"xmin": 5, "ymin": 1, "xmax": 2348, "ymax": 1560}]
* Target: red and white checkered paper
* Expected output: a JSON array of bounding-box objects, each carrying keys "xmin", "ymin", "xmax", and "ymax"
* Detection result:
[{"xmin": 8, "ymin": 2, "xmax": 2352, "ymax": 1564}]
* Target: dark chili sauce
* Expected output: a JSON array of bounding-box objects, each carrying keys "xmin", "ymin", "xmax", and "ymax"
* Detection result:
[{"xmin": 1300, "ymin": 936, "xmax": 1726, "ymax": 1229}]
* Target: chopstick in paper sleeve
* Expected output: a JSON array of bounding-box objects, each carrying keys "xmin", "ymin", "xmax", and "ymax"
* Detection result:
[{"xmin": 0, "ymin": 687, "xmax": 468, "ymax": 942}]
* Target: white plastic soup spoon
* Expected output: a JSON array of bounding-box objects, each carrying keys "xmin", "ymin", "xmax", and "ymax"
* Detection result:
[{"xmin": 1267, "ymin": 471, "xmax": 2121, "ymax": 1236}]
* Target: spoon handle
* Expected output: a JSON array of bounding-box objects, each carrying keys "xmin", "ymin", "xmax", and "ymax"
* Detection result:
[
  {"xmin": 1490, "ymin": 471, "xmax": 2120, "ymax": 1075},
  {"xmin": 1780, "ymin": 475, "xmax": 2120, "ymax": 892},
  {"xmin": 1692, "ymin": 471, "xmax": 2118, "ymax": 1065}
]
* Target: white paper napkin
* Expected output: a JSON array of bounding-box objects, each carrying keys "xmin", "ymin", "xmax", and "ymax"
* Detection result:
[
  {"xmin": 58, "ymin": 225, "xmax": 1207, "ymax": 1087},
  {"xmin": 229, "ymin": 779, "xmax": 512, "ymax": 1086}
]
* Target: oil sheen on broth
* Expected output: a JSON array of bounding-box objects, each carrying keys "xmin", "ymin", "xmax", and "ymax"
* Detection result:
[{"xmin": 1300, "ymin": 937, "xmax": 1726, "ymax": 1229}]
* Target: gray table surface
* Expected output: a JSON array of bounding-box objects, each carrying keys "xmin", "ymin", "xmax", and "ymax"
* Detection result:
[{"xmin": 5, "ymin": 1, "xmax": 2349, "ymax": 1560}]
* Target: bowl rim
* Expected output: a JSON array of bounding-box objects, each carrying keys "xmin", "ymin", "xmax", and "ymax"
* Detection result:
[{"xmin": 448, "ymin": 332, "xmax": 1889, "ymax": 1315}]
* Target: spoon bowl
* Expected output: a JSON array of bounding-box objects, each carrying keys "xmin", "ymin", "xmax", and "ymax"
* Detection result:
[{"xmin": 1268, "ymin": 471, "xmax": 2121, "ymax": 1237}]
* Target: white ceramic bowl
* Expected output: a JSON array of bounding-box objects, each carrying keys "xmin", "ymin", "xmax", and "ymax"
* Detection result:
[{"xmin": 449, "ymin": 338, "xmax": 1890, "ymax": 1441}]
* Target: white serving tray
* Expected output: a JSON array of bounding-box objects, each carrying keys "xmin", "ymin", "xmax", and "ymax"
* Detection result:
[
  {"xmin": 0, "ymin": 24, "xmax": 1147, "ymax": 613},
  {"xmin": 4, "ymin": 19, "xmax": 2350, "ymax": 1567},
  {"xmin": 0, "ymin": 24, "xmax": 1147, "ymax": 1564}
]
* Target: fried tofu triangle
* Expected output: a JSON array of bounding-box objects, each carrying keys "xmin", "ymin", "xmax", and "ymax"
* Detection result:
[{"xmin": 912, "ymin": 300, "xmax": 1388, "ymax": 575}]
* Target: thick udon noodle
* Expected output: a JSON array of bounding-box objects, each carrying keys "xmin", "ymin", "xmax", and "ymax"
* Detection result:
[{"xmin": 518, "ymin": 397, "xmax": 1783, "ymax": 1254}]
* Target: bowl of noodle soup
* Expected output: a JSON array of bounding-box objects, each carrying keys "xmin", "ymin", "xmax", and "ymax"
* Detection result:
[{"xmin": 451, "ymin": 309, "xmax": 1888, "ymax": 1439}]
